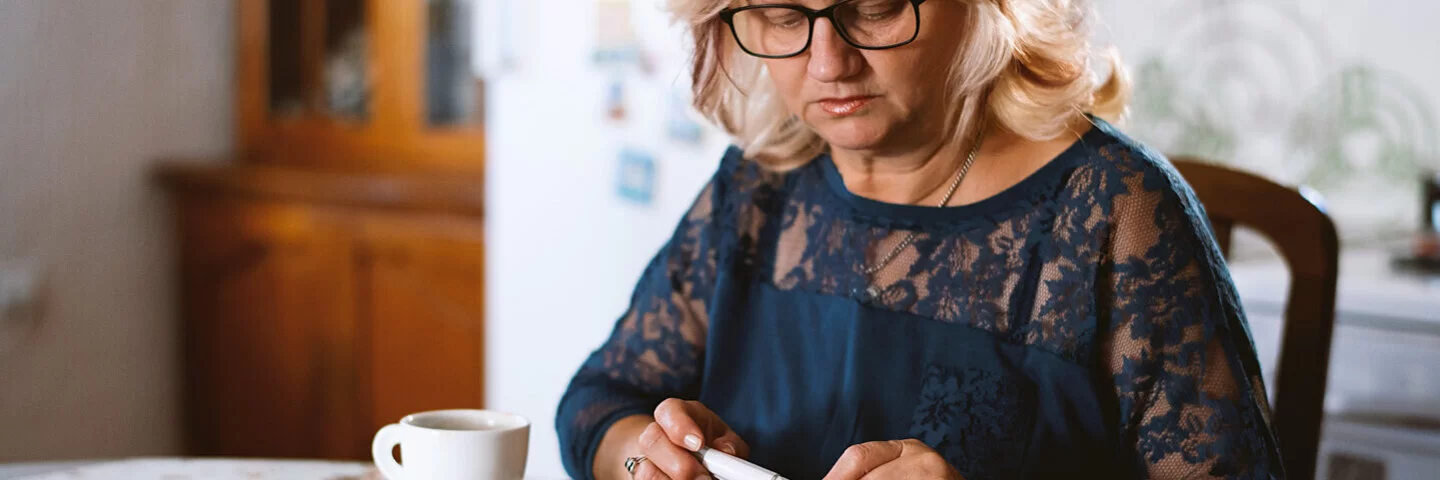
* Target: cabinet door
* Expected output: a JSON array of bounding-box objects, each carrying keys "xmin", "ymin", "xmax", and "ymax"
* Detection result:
[
  {"xmin": 175, "ymin": 198, "xmax": 363, "ymax": 459},
  {"xmin": 357, "ymin": 214, "xmax": 485, "ymax": 432},
  {"xmin": 237, "ymin": 0, "xmax": 486, "ymax": 172}
]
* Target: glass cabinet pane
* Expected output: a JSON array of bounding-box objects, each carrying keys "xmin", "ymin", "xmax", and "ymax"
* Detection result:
[
  {"xmin": 268, "ymin": 0, "xmax": 306, "ymax": 118},
  {"xmin": 426, "ymin": 0, "xmax": 483, "ymax": 127},
  {"xmin": 267, "ymin": 0, "xmax": 369, "ymax": 122},
  {"xmin": 323, "ymin": 0, "xmax": 369, "ymax": 122}
]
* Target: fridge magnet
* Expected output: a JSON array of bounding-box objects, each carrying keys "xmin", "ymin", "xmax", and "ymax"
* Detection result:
[
  {"xmin": 606, "ymin": 78, "xmax": 627, "ymax": 121},
  {"xmin": 616, "ymin": 148, "xmax": 658, "ymax": 205},
  {"xmin": 593, "ymin": 0, "xmax": 641, "ymax": 66},
  {"xmin": 665, "ymin": 87, "xmax": 704, "ymax": 145}
]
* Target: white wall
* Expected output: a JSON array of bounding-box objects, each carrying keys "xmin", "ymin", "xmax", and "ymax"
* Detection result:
[{"xmin": 0, "ymin": 0, "xmax": 232, "ymax": 461}]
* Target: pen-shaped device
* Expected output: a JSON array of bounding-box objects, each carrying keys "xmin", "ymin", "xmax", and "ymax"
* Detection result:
[{"xmin": 694, "ymin": 446, "xmax": 790, "ymax": 480}]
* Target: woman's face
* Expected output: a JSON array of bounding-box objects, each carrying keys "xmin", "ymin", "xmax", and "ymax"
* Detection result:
[{"xmin": 758, "ymin": 0, "xmax": 968, "ymax": 154}]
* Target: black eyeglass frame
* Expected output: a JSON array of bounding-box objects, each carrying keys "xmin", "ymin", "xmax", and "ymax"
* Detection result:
[{"xmin": 718, "ymin": 0, "xmax": 929, "ymax": 59}]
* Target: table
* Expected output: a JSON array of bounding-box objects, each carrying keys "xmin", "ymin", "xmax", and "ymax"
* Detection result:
[
  {"xmin": 1229, "ymin": 249, "xmax": 1440, "ymax": 336},
  {"xmin": 0, "ymin": 458, "xmax": 376, "ymax": 480},
  {"xmin": 1229, "ymin": 248, "xmax": 1440, "ymax": 419},
  {"xmin": 1229, "ymin": 248, "xmax": 1440, "ymax": 480},
  {"xmin": 0, "ymin": 458, "xmax": 572, "ymax": 480}
]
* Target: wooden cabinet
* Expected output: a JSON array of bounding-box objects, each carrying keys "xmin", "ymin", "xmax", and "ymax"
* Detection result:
[
  {"xmin": 159, "ymin": 166, "xmax": 487, "ymax": 460},
  {"xmin": 173, "ymin": 198, "xmax": 364, "ymax": 459},
  {"xmin": 156, "ymin": 0, "xmax": 487, "ymax": 461},
  {"xmin": 359, "ymin": 215, "xmax": 486, "ymax": 433}
]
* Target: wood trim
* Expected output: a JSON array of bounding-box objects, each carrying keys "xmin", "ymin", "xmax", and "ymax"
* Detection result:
[
  {"xmin": 236, "ymin": 0, "xmax": 268, "ymax": 152},
  {"xmin": 237, "ymin": 121, "xmax": 487, "ymax": 173},
  {"xmin": 369, "ymin": 0, "xmax": 404, "ymax": 135},
  {"xmin": 155, "ymin": 162, "xmax": 485, "ymax": 217}
]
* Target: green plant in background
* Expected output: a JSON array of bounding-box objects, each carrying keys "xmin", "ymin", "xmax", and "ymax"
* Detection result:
[
  {"xmin": 1288, "ymin": 66, "xmax": 1439, "ymax": 191},
  {"xmin": 1112, "ymin": 0, "xmax": 1440, "ymax": 240},
  {"xmin": 1129, "ymin": 57, "xmax": 1237, "ymax": 164},
  {"xmin": 1119, "ymin": 0, "xmax": 1339, "ymax": 172}
]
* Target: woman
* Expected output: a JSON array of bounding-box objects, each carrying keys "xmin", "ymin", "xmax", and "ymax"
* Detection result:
[{"xmin": 558, "ymin": 0, "xmax": 1283, "ymax": 478}]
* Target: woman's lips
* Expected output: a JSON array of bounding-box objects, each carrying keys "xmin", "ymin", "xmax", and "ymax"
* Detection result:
[{"xmin": 816, "ymin": 96, "xmax": 875, "ymax": 117}]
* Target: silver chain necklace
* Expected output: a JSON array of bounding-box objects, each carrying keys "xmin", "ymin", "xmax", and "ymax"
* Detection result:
[{"xmin": 856, "ymin": 133, "xmax": 983, "ymax": 300}]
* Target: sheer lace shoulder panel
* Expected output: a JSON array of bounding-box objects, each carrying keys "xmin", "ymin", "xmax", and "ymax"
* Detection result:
[
  {"xmin": 594, "ymin": 148, "xmax": 789, "ymax": 387},
  {"xmin": 1097, "ymin": 143, "xmax": 1281, "ymax": 479}
]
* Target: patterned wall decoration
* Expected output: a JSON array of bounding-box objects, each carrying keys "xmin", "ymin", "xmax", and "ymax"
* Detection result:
[
  {"xmin": 1288, "ymin": 67, "xmax": 1437, "ymax": 192},
  {"xmin": 1101, "ymin": 0, "xmax": 1440, "ymax": 244}
]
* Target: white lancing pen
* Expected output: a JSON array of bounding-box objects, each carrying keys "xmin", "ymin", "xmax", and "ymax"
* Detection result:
[{"xmin": 693, "ymin": 446, "xmax": 790, "ymax": 480}]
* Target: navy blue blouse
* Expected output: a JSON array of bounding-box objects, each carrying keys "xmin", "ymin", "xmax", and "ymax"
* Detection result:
[{"xmin": 556, "ymin": 119, "xmax": 1283, "ymax": 479}]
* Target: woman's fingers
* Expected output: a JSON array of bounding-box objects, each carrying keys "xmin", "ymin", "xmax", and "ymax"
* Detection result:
[
  {"xmin": 649, "ymin": 396, "xmax": 749, "ymax": 478},
  {"xmin": 825, "ymin": 439, "xmax": 961, "ymax": 480},
  {"xmin": 638, "ymin": 421, "xmax": 710, "ymax": 480},
  {"xmin": 822, "ymin": 441, "xmax": 906, "ymax": 480},
  {"xmin": 684, "ymin": 401, "xmax": 750, "ymax": 459},
  {"xmin": 653, "ymin": 398, "xmax": 702, "ymax": 451},
  {"xmin": 856, "ymin": 442, "xmax": 954, "ymax": 479},
  {"xmin": 629, "ymin": 454, "xmax": 672, "ymax": 480},
  {"xmin": 654, "ymin": 398, "xmax": 728, "ymax": 452},
  {"xmin": 709, "ymin": 428, "xmax": 750, "ymax": 459}
]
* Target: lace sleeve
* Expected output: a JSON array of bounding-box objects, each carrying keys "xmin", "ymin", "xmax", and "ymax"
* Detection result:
[
  {"xmin": 1100, "ymin": 164, "xmax": 1283, "ymax": 479},
  {"xmin": 554, "ymin": 174, "xmax": 723, "ymax": 480}
]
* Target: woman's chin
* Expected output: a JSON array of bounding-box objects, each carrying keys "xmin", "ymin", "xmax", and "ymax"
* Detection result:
[{"xmin": 813, "ymin": 120, "xmax": 892, "ymax": 152}]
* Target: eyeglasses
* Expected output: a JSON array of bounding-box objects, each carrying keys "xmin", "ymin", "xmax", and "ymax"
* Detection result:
[{"xmin": 719, "ymin": 0, "xmax": 927, "ymax": 59}]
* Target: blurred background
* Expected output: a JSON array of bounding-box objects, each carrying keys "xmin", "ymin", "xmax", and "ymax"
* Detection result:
[{"xmin": 0, "ymin": 0, "xmax": 1436, "ymax": 479}]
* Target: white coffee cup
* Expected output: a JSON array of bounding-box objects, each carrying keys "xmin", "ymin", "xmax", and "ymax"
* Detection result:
[{"xmin": 372, "ymin": 409, "xmax": 530, "ymax": 480}]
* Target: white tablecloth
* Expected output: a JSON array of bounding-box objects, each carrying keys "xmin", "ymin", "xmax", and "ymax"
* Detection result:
[
  {"xmin": 0, "ymin": 458, "xmax": 376, "ymax": 480},
  {"xmin": 0, "ymin": 458, "xmax": 571, "ymax": 480}
]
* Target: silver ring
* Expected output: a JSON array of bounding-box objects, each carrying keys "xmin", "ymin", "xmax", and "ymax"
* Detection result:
[{"xmin": 625, "ymin": 455, "xmax": 649, "ymax": 478}]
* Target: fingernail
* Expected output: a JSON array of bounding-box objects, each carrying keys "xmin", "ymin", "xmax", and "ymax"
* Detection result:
[
  {"xmin": 721, "ymin": 443, "xmax": 737, "ymax": 456},
  {"xmin": 695, "ymin": 476, "xmax": 711, "ymax": 480},
  {"xmin": 684, "ymin": 434, "xmax": 702, "ymax": 450}
]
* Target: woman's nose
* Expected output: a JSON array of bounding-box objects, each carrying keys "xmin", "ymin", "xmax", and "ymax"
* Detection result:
[{"xmin": 806, "ymin": 19, "xmax": 862, "ymax": 82}]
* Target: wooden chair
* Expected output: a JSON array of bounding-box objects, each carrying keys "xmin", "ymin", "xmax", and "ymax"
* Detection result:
[{"xmin": 1170, "ymin": 157, "xmax": 1341, "ymax": 480}]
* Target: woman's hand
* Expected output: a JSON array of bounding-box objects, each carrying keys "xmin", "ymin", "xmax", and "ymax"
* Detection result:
[
  {"xmin": 822, "ymin": 439, "xmax": 964, "ymax": 480},
  {"xmin": 626, "ymin": 398, "xmax": 750, "ymax": 480}
]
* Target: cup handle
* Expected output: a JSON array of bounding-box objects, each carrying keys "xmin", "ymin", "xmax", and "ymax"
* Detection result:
[{"xmin": 372, "ymin": 424, "xmax": 404, "ymax": 479}]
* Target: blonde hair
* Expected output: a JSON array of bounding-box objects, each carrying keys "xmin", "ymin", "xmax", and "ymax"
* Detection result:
[{"xmin": 668, "ymin": 0, "xmax": 1130, "ymax": 169}]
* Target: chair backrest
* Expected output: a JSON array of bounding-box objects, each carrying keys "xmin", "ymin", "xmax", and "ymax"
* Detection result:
[{"xmin": 1171, "ymin": 157, "xmax": 1341, "ymax": 480}]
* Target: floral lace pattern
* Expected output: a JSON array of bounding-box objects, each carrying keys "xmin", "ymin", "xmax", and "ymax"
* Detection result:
[
  {"xmin": 557, "ymin": 119, "xmax": 1282, "ymax": 479},
  {"xmin": 910, "ymin": 363, "xmax": 1033, "ymax": 479}
]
